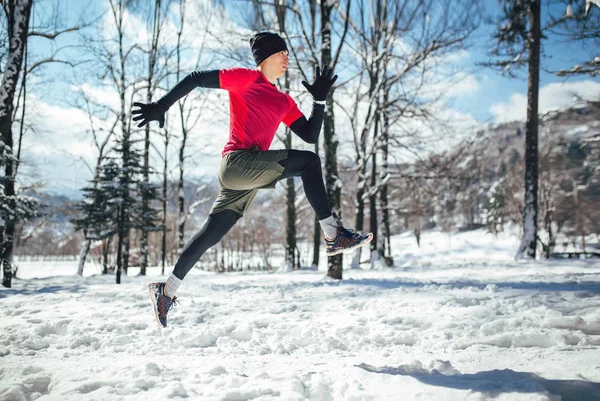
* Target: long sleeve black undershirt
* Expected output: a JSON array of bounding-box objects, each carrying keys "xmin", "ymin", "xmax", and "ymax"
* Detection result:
[
  {"xmin": 289, "ymin": 103, "xmax": 325, "ymax": 144},
  {"xmin": 155, "ymin": 70, "xmax": 220, "ymax": 111},
  {"xmin": 156, "ymin": 69, "xmax": 325, "ymax": 145}
]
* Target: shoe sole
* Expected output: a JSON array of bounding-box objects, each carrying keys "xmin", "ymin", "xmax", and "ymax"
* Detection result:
[
  {"xmin": 326, "ymin": 232, "xmax": 374, "ymax": 257},
  {"xmin": 148, "ymin": 283, "xmax": 166, "ymax": 329}
]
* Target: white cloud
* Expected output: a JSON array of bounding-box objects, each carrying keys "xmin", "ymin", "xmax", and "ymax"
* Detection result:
[
  {"xmin": 21, "ymin": 88, "xmax": 233, "ymax": 192},
  {"xmin": 490, "ymin": 80, "xmax": 600, "ymax": 123},
  {"xmin": 490, "ymin": 93, "xmax": 526, "ymax": 124},
  {"xmin": 393, "ymin": 102, "xmax": 482, "ymax": 157},
  {"xmin": 426, "ymin": 72, "xmax": 481, "ymax": 99},
  {"xmin": 71, "ymin": 83, "xmax": 121, "ymax": 111},
  {"xmin": 447, "ymin": 74, "xmax": 481, "ymax": 97},
  {"xmin": 444, "ymin": 49, "xmax": 471, "ymax": 64},
  {"xmin": 17, "ymin": 94, "xmax": 117, "ymax": 189},
  {"xmin": 101, "ymin": 3, "xmax": 151, "ymax": 49}
]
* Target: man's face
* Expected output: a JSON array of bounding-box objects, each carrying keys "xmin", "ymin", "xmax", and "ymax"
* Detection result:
[{"xmin": 262, "ymin": 50, "xmax": 289, "ymax": 77}]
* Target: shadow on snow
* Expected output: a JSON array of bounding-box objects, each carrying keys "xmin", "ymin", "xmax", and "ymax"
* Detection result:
[
  {"xmin": 357, "ymin": 363, "xmax": 600, "ymax": 401},
  {"xmin": 343, "ymin": 277, "xmax": 600, "ymax": 294}
]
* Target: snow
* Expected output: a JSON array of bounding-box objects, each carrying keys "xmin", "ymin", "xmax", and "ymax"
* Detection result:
[{"xmin": 1, "ymin": 228, "xmax": 600, "ymax": 400}]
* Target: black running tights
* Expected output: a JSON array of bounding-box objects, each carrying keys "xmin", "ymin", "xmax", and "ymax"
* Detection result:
[{"xmin": 172, "ymin": 149, "xmax": 331, "ymax": 279}]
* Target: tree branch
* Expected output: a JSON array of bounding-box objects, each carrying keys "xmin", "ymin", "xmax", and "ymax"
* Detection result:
[
  {"xmin": 26, "ymin": 58, "xmax": 80, "ymax": 75},
  {"xmin": 28, "ymin": 26, "xmax": 80, "ymax": 39}
]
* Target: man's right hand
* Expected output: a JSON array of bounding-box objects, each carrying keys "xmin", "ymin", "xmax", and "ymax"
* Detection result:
[{"xmin": 132, "ymin": 102, "xmax": 165, "ymax": 128}]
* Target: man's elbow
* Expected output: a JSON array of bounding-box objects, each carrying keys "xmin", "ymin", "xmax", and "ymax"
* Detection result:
[
  {"xmin": 305, "ymin": 126, "xmax": 321, "ymax": 144},
  {"xmin": 303, "ymin": 133, "xmax": 319, "ymax": 144}
]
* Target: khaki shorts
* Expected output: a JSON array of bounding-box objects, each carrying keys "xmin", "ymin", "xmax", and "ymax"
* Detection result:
[{"xmin": 209, "ymin": 148, "xmax": 288, "ymax": 217}]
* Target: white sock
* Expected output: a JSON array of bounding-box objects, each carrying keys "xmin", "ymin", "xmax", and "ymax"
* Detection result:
[
  {"xmin": 319, "ymin": 215, "xmax": 339, "ymax": 240},
  {"xmin": 164, "ymin": 274, "xmax": 182, "ymax": 298}
]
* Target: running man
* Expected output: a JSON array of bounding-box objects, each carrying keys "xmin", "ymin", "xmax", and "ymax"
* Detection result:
[{"xmin": 133, "ymin": 32, "xmax": 373, "ymax": 328}]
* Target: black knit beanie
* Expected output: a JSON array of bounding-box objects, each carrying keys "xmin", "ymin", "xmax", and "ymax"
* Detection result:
[{"xmin": 250, "ymin": 32, "xmax": 288, "ymax": 66}]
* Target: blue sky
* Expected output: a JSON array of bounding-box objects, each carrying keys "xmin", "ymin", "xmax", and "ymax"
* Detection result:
[
  {"xmin": 38, "ymin": 0, "xmax": 598, "ymax": 120},
  {"xmin": 20, "ymin": 0, "xmax": 600, "ymax": 195}
]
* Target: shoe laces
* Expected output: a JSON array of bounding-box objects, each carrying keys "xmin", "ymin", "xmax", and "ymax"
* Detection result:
[
  {"xmin": 166, "ymin": 296, "xmax": 179, "ymax": 311},
  {"xmin": 339, "ymin": 226, "xmax": 359, "ymax": 238}
]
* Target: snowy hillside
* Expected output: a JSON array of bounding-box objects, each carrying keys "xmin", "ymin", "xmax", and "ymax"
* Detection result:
[{"xmin": 1, "ymin": 229, "xmax": 600, "ymax": 401}]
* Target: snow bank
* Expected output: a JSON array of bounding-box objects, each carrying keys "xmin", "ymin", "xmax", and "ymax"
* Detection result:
[{"xmin": 1, "ymin": 228, "xmax": 599, "ymax": 400}]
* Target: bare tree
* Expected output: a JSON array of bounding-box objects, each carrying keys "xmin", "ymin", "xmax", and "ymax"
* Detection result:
[
  {"xmin": 1, "ymin": 0, "xmax": 80, "ymax": 286},
  {"xmin": 168, "ymin": 0, "xmax": 218, "ymax": 263},
  {"xmin": 259, "ymin": 0, "xmax": 352, "ymax": 275},
  {"xmin": 247, "ymin": 0, "xmax": 302, "ymax": 268},
  {"xmin": 174, "ymin": 0, "xmax": 188, "ymax": 254},
  {"xmin": 138, "ymin": 0, "xmax": 171, "ymax": 275},
  {"xmin": 158, "ymin": 118, "xmax": 170, "ymax": 274},
  {"xmin": 337, "ymin": 0, "xmax": 479, "ymax": 267},
  {"xmin": 378, "ymin": 82, "xmax": 392, "ymax": 261},
  {"xmin": 276, "ymin": 0, "xmax": 323, "ymax": 268},
  {"xmin": 103, "ymin": 0, "xmax": 143, "ymax": 283},
  {"xmin": 320, "ymin": 0, "xmax": 350, "ymax": 279},
  {"xmin": 0, "ymin": 1, "xmax": 33, "ymax": 288}
]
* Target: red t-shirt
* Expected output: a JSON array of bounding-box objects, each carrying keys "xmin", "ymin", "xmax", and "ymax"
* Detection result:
[{"xmin": 219, "ymin": 68, "xmax": 304, "ymax": 156}]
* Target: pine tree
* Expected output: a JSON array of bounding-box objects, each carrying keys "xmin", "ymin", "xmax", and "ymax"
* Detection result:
[
  {"xmin": 118, "ymin": 136, "xmax": 161, "ymax": 278},
  {"xmin": 113, "ymin": 135, "xmax": 145, "ymax": 283},
  {"xmin": 556, "ymin": 0, "xmax": 600, "ymax": 78},
  {"xmin": 73, "ymin": 159, "xmax": 121, "ymax": 243},
  {"xmin": 486, "ymin": 0, "xmax": 541, "ymax": 259},
  {"xmin": 137, "ymin": 175, "xmax": 163, "ymax": 272},
  {"xmin": 139, "ymin": 0, "xmax": 168, "ymax": 276},
  {"xmin": 77, "ymin": 140, "xmax": 159, "ymax": 283},
  {"xmin": 484, "ymin": 178, "xmax": 508, "ymax": 235}
]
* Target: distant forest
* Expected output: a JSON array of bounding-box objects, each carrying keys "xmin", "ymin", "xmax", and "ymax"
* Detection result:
[{"xmin": 14, "ymin": 102, "xmax": 600, "ymax": 269}]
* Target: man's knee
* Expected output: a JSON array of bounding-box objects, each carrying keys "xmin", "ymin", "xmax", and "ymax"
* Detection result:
[{"xmin": 303, "ymin": 150, "xmax": 321, "ymax": 169}]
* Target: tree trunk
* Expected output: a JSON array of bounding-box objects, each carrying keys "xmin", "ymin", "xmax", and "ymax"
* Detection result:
[
  {"xmin": 0, "ymin": 0, "xmax": 33, "ymax": 288},
  {"xmin": 140, "ymin": 0, "xmax": 162, "ymax": 276},
  {"xmin": 102, "ymin": 236, "xmax": 111, "ymax": 274},
  {"xmin": 312, "ymin": 213, "xmax": 320, "ymax": 268},
  {"xmin": 141, "ymin": 119, "xmax": 150, "ymax": 276},
  {"xmin": 118, "ymin": 3, "xmax": 130, "ymax": 276},
  {"xmin": 414, "ymin": 226, "xmax": 421, "ymax": 248},
  {"xmin": 162, "ymin": 131, "xmax": 168, "ymax": 275},
  {"xmin": 309, "ymin": 0, "xmax": 320, "ymax": 262},
  {"xmin": 283, "ymin": 86, "xmax": 297, "ymax": 270},
  {"xmin": 312, "ymin": 143, "xmax": 320, "ymax": 268},
  {"xmin": 177, "ymin": 120, "xmax": 187, "ymax": 251},
  {"xmin": 116, "ymin": 206, "xmax": 123, "ymax": 284},
  {"xmin": 515, "ymin": 0, "xmax": 540, "ymax": 260},
  {"xmin": 321, "ymin": 1, "xmax": 343, "ymax": 279},
  {"xmin": 369, "ymin": 107, "xmax": 380, "ymax": 265},
  {"xmin": 543, "ymin": 186, "xmax": 554, "ymax": 259},
  {"xmin": 573, "ymin": 180, "xmax": 586, "ymax": 253},
  {"xmin": 352, "ymin": 161, "xmax": 367, "ymax": 269},
  {"xmin": 77, "ymin": 237, "xmax": 91, "ymax": 276},
  {"xmin": 379, "ymin": 95, "xmax": 391, "ymax": 262},
  {"xmin": 0, "ymin": 230, "xmax": 3, "ymax": 281},
  {"xmin": 285, "ymin": 173, "xmax": 297, "ymax": 267},
  {"xmin": 176, "ymin": 8, "xmax": 187, "ymax": 252},
  {"xmin": 272, "ymin": 2, "xmax": 298, "ymax": 269}
]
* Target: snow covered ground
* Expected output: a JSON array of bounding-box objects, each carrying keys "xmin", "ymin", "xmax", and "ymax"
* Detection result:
[{"xmin": 1, "ymin": 229, "xmax": 600, "ymax": 401}]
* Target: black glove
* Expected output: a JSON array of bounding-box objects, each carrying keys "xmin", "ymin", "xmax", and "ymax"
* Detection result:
[
  {"xmin": 132, "ymin": 102, "xmax": 165, "ymax": 128},
  {"xmin": 301, "ymin": 65, "xmax": 338, "ymax": 101}
]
